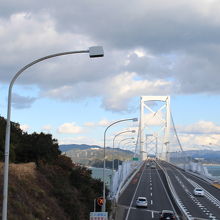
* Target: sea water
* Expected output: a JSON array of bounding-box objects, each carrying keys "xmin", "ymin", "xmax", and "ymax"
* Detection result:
[
  {"xmin": 89, "ymin": 167, "xmax": 113, "ymax": 189},
  {"xmin": 205, "ymin": 165, "xmax": 220, "ymax": 179}
]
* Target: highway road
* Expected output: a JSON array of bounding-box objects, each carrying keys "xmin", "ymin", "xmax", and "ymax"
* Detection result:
[
  {"xmin": 116, "ymin": 161, "xmax": 178, "ymax": 220},
  {"xmin": 158, "ymin": 160, "xmax": 220, "ymax": 220}
]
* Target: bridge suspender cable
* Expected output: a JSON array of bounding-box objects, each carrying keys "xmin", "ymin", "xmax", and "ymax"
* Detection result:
[{"xmin": 170, "ymin": 112, "xmax": 184, "ymax": 152}]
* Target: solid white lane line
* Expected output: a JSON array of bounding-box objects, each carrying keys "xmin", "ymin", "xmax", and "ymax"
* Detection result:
[
  {"xmin": 125, "ymin": 163, "xmax": 146, "ymax": 220},
  {"xmin": 155, "ymin": 165, "xmax": 177, "ymax": 216}
]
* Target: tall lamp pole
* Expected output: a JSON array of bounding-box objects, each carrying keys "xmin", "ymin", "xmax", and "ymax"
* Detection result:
[
  {"xmin": 119, "ymin": 140, "xmax": 135, "ymax": 151},
  {"xmin": 117, "ymin": 137, "xmax": 135, "ymax": 167},
  {"xmin": 102, "ymin": 117, "xmax": 138, "ymax": 212},
  {"xmin": 112, "ymin": 130, "xmax": 135, "ymax": 171},
  {"xmin": 118, "ymin": 137, "xmax": 135, "ymax": 149},
  {"xmin": 2, "ymin": 46, "xmax": 104, "ymax": 220}
]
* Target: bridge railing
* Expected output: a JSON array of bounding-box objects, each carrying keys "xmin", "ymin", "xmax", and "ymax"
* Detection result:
[
  {"xmin": 169, "ymin": 156, "xmax": 220, "ymax": 184},
  {"xmin": 109, "ymin": 160, "xmax": 142, "ymax": 201}
]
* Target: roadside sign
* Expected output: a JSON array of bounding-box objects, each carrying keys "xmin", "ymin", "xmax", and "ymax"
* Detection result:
[
  {"xmin": 90, "ymin": 212, "xmax": 108, "ymax": 220},
  {"xmin": 97, "ymin": 197, "xmax": 104, "ymax": 206},
  {"xmin": 133, "ymin": 157, "xmax": 139, "ymax": 161}
]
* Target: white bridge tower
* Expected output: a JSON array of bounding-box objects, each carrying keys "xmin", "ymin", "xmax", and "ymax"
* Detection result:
[{"xmin": 139, "ymin": 96, "xmax": 171, "ymax": 161}]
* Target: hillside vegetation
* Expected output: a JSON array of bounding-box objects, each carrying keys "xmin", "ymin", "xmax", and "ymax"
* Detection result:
[
  {"xmin": 61, "ymin": 144, "xmax": 134, "ymax": 168},
  {"xmin": 0, "ymin": 117, "xmax": 106, "ymax": 220}
]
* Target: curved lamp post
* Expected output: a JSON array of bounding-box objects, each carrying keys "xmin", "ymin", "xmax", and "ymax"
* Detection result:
[
  {"xmin": 112, "ymin": 130, "xmax": 135, "ymax": 171},
  {"xmin": 102, "ymin": 117, "xmax": 138, "ymax": 212},
  {"xmin": 120, "ymin": 140, "xmax": 136, "ymax": 151},
  {"xmin": 117, "ymin": 138, "xmax": 135, "ymax": 167},
  {"xmin": 2, "ymin": 46, "xmax": 104, "ymax": 220},
  {"xmin": 118, "ymin": 137, "xmax": 135, "ymax": 148}
]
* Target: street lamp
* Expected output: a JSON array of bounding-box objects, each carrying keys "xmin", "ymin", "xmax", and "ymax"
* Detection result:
[
  {"xmin": 117, "ymin": 137, "xmax": 135, "ymax": 166},
  {"xmin": 102, "ymin": 117, "xmax": 138, "ymax": 212},
  {"xmin": 112, "ymin": 130, "xmax": 135, "ymax": 171},
  {"xmin": 2, "ymin": 46, "xmax": 104, "ymax": 220},
  {"xmin": 118, "ymin": 137, "xmax": 135, "ymax": 149}
]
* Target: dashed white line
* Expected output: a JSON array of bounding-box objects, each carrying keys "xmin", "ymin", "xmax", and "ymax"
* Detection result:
[
  {"xmin": 174, "ymin": 175, "xmax": 218, "ymax": 219},
  {"xmin": 125, "ymin": 164, "xmax": 146, "ymax": 220},
  {"xmin": 151, "ymin": 200, "xmax": 153, "ymax": 205}
]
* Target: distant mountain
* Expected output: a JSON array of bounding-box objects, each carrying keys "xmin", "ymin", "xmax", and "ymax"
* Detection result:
[
  {"xmin": 59, "ymin": 144, "xmax": 101, "ymax": 152},
  {"xmin": 59, "ymin": 144, "xmax": 135, "ymax": 166},
  {"xmin": 170, "ymin": 150, "xmax": 220, "ymax": 164}
]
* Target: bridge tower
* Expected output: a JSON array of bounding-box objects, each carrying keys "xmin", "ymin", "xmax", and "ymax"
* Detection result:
[{"xmin": 139, "ymin": 96, "xmax": 171, "ymax": 161}]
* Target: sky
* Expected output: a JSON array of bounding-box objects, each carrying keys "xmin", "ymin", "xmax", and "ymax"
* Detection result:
[{"xmin": 1, "ymin": 0, "xmax": 220, "ymax": 152}]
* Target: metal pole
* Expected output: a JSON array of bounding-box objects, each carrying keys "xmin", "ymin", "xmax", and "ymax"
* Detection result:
[
  {"xmin": 2, "ymin": 48, "xmax": 104, "ymax": 220},
  {"xmin": 102, "ymin": 118, "xmax": 137, "ymax": 212},
  {"xmin": 112, "ymin": 130, "xmax": 135, "ymax": 173},
  {"xmin": 94, "ymin": 199, "xmax": 96, "ymax": 212},
  {"xmin": 117, "ymin": 137, "xmax": 135, "ymax": 165}
]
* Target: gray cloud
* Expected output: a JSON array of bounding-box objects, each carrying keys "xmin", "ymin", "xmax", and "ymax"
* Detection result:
[
  {"xmin": 1, "ymin": 0, "xmax": 220, "ymax": 111},
  {"xmin": 12, "ymin": 93, "xmax": 37, "ymax": 109}
]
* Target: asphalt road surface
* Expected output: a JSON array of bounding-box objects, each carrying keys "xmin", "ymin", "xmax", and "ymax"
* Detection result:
[
  {"xmin": 116, "ymin": 161, "xmax": 177, "ymax": 220},
  {"xmin": 159, "ymin": 161, "xmax": 220, "ymax": 220}
]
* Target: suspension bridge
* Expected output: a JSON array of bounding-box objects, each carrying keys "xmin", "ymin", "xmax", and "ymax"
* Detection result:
[{"xmin": 107, "ymin": 96, "xmax": 220, "ymax": 220}]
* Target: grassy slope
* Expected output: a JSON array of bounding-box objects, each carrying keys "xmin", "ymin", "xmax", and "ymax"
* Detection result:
[
  {"xmin": 0, "ymin": 163, "xmax": 69, "ymax": 220},
  {"xmin": 0, "ymin": 161, "xmax": 103, "ymax": 220}
]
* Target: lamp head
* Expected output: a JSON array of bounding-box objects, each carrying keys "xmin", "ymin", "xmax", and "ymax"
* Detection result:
[
  {"xmin": 132, "ymin": 118, "xmax": 138, "ymax": 122},
  {"xmin": 89, "ymin": 46, "xmax": 104, "ymax": 58},
  {"xmin": 131, "ymin": 130, "xmax": 136, "ymax": 133}
]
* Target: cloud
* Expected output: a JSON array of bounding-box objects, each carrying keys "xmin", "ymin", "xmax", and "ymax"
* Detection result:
[
  {"xmin": 168, "ymin": 120, "xmax": 220, "ymax": 151},
  {"xmin": 44, "ymin": 72, "xmax": 173, "ymax": 111},
  {"xmin": 12, "ymin": 93, "xmax": 36, "ymax": 109},
  {"xmin": 1, "ymin": 1, "xmax": 220, "ymax": 113},
  {"xmin": 57, "ymin": 122, "xmax": 83, "ymax": 134},
  {"xmin": 83, "ymin": 119, "xmax": 112, "ymax": 128},
  {"xmin": 171, "ymin": 133, "xmax": 220, "ymax": 151},
  {"xmin": 83, "ymin": 122, "xmax": 96, "ymax": 127},
  {"xmin": 143, "ymin": 112, "xmax": 166, "ymax": 127},
  {"xmin": 42, "ymin": 125, "xmax": 52, "ymax": 133},
  {"xmin": 20, "ymin": 124, "xmax": 30, "ymax": 132},
  {"xmin": 58, "ymin": 136, "xmax": 101, "ymax": 145},
  {"xmin": 97, "ymin": 119, "xmax": 111, "ymax": 127},
  {"xmin": 176, "ymin": 120, "xmax": 220, "ymax": 134}
]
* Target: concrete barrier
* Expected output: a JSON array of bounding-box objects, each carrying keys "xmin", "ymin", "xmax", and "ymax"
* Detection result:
[{"xmin": 156, "ymin": 161, "xmax": 191, "ymax": 220}]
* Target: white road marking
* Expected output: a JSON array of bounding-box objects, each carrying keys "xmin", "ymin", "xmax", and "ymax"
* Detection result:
[
  {"xmin": 155, "ymin": 163, "xmax": 178, "ymax": 217},
  {"xmin": 151, "ymin": 211, "xmax": 154, "ymax": 218},
  {"xmin": 151, "ymin": 200, "xmax": 153, "ymax": 205},
  {"xmin": 150, "ymin": 187, "xmax": 152, "ymax": 190},
  {"xmin": 151, "ymin": 193, "xmax": 152, "ymax": 196},
  {"xmin": 174, "ymin": 175, "xmax": 218, "ymax": 219},
  {"xmin": 125, "ymin": 163, "xmax": 146, "ymax": 220}
]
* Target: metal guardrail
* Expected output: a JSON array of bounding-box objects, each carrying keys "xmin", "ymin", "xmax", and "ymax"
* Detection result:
[
  {"xmin": 114, "ymin": 161, "xmax": 143, "ymax": 202},
  {"xmin": 111, "ymin": 161, "xmax": 143, "ymax": 220}
]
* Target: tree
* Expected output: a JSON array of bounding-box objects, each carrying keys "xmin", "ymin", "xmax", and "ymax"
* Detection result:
[{"xmin": 15, "ymin": 132, "xmax": 61, "ymax": 165}]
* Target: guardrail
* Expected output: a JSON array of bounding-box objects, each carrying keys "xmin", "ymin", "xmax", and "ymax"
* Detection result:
[
  {"xmin": 110, "ymin": 161, "xmax": 143, "ymax": 220},
  {"xmin": 115, "ymin": 161, "xmax": 143, "ymax": 202},
  {"xmin": 110, "ymin": 161, "xmax": 143, "ymax": 202},
  {"xmin": 169, "ymin": 161, "xmax": 220, "ymax": 184}
]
